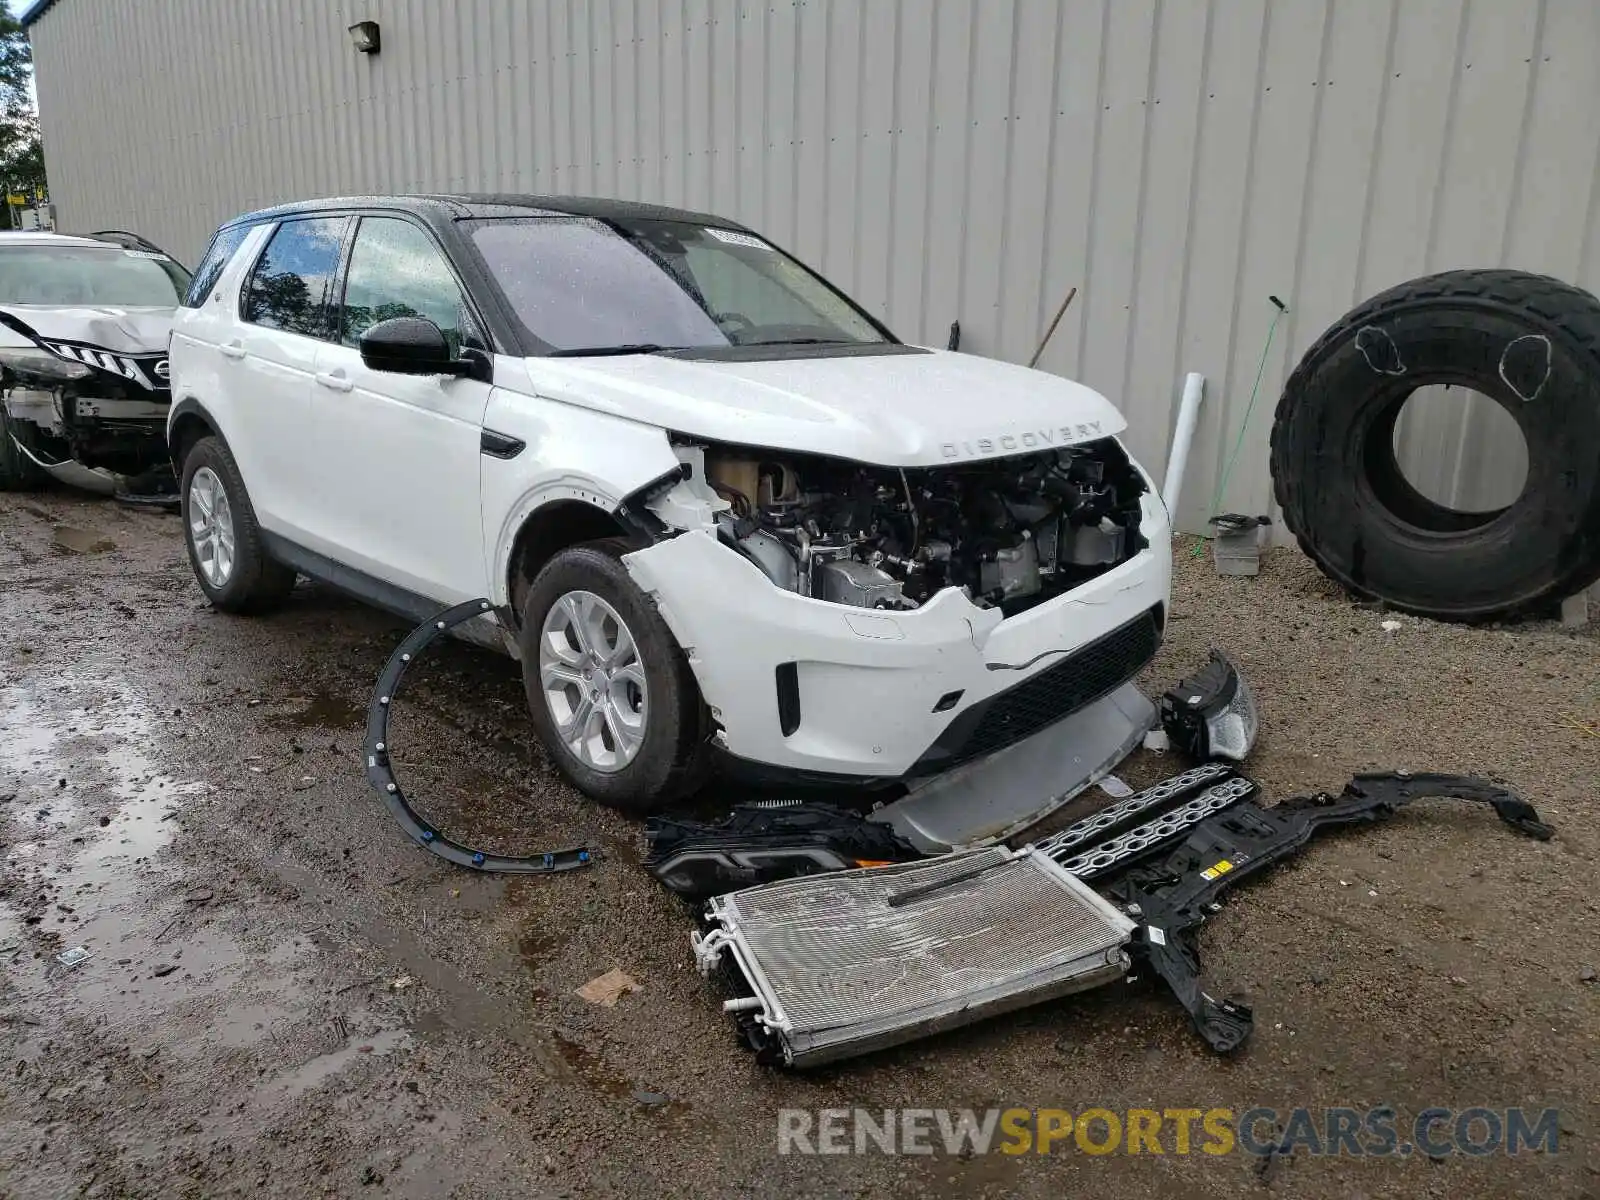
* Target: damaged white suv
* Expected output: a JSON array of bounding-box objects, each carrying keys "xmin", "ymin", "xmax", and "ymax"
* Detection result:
[{"xmin": 168, "ymin": 195, "xmax": 1171, "ymax": 844}]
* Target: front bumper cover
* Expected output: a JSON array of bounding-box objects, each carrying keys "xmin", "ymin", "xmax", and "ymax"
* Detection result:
[{"xmin": 621, "ymin": 489, "xmax": 1171, "ymax": 781}]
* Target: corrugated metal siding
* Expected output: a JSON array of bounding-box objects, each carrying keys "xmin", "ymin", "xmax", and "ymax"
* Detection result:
[{"xmin": 27, "ymin": 0, "xmax": 1600, "ymax": 531}]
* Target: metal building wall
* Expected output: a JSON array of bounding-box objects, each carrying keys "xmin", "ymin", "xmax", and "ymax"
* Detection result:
[{"xmin": 27, "ymin": 0, "xmax": 1600, "ymax": 533}]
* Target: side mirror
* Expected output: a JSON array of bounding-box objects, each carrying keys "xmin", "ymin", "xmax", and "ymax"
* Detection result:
[{"xmin": 359, "ymin": 316, "xmax": 466, "ymax": 376}]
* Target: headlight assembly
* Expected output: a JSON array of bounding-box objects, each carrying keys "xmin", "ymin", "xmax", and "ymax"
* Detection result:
[
  {"xmin": 0, "ymin": 347, "xmax": 92, "ymax": 383},
  {"xmin": 1159, "ymin": 650, "xmax": 1260, "ymax": 762}
]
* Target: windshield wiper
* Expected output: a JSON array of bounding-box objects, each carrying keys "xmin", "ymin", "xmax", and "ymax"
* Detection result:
[
  {"xmin": 736, "ymin": 337, "xmax": 852, "ymax": 347},
  {"xmin": 546, "ymin": 343, "xmax": 685, "ymax": 358}
]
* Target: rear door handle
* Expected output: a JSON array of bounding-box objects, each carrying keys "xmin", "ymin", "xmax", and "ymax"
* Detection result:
[
  {"xmin": 315, "ymin": 371, "xmax": 353, "ymax": 393},
  {"xmin": 219, "ymin": 341, "xmax": 245, "ymax": 360}
]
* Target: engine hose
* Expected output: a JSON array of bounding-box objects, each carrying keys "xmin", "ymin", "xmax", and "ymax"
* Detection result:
[{"xmin": 364, "ymin": 597, "xmax": 596, "ymax": 875}]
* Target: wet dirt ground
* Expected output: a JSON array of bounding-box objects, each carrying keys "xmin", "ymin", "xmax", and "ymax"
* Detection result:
[{"xmin": 1, "ymin": 490, "xmax": 1596, "ymax": 1199}]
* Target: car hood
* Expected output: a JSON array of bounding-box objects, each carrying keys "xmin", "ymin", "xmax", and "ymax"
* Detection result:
[
  {"xmin": 518, "ymin": 346, "xmax": 1126, "ymax": 466},
  {"xmin": 0, "ymin": 305, "xmax": 174, "ymax": 355}
]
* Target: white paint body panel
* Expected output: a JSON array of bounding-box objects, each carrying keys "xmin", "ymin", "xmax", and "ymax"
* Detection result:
[
  {"xmin": 308, "ymin": 339, "xmax": 493, "ymax": 602},
  {"xmin": 517, "ymin": 347, "xmax": 1125, "ymax": 467},
  {"xmin": 479, "ymin": 355, "xmax": 685, "ymax": 611}
]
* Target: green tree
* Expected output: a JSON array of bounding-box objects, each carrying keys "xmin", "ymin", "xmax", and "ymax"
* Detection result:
[{"xmin": 0, "ymin": 12, "xmax": 46, "ymax": 218}]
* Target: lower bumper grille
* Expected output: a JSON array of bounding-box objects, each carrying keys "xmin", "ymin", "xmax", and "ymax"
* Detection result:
[{"xmin": 912, "ymin": 605, "xmax": 1162, "ymax": 773}]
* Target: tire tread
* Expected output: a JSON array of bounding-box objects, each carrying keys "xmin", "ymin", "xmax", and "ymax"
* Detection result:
[
  {"xmin": 519, "ymin": 537, "xmax": 710, "ymax": 814},
  {"xmin": 1270, "ymin": 268, "xmax": 1600, "ymax": 621}
]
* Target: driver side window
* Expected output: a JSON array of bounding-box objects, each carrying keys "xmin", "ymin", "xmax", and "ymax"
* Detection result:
[{"xmin": 339, "ymin": 216, "xmax": 477, "ymax": 355}]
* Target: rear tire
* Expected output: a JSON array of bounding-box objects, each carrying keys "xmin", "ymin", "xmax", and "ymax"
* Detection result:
[
  {"xmin": 1270, "ymin": 268, "xmax": 1600, "ymax": 622},
  {"xmin": 179, "ymin": 435, "xmax": 296, "ymax": 613},
  {"xmin": 0, "ymin": 403, "xmax": 46, "ymax": 492},
  {"xmin": 519, "ymin": 538, "xmax": 710, "ymax": 815}
]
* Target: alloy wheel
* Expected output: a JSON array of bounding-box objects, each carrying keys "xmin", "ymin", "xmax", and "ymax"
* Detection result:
[
  {"xmin": 538, "ymin": 589, "xmax": 649, "ymax": 772},
  {"xmin": 188, "ymin": 466, "xmax": 237, "ymax": 588}
]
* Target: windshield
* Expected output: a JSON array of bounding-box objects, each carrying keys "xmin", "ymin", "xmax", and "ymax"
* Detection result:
[
  {"xmin": 0, "ymin": 245, "xmax": 191, "ymax": 307},
  {"xmin": 467, "ymin": 216, "xmax": 891, "ymax": 354}
]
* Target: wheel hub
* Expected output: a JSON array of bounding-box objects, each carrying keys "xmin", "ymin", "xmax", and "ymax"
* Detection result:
[
  {"xmin": 187, "ymin": 466, "xmax": 237, "ymax": 588},
  {"xmin": 538, "ymin": 590, "xmax": 649, "ymax": 773}
]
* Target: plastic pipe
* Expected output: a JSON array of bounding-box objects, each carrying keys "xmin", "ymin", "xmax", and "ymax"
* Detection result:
[{"xmin": 1162, "ymin": 372, "xmax": 1206, "ymax": 517}]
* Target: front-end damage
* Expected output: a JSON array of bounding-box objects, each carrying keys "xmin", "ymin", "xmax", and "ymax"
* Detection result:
[
  {"xmin": 681, "ymin": 769, "xmax": 1553, "ymax": 1066},
  {"xmin": 0, "ymin": 306, "xmax": 176, "ymax": 500},
  {"xmin": 618, "ymin": 434, "xmax": 1174, "ymax": 848}
]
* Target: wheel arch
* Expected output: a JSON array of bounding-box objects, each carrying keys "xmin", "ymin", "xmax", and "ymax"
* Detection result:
[
  {"xmin": 505, "ymin": 499, "xmax": 633, "ymax": 629},
  {"xmin": 167, "ymin": 396, "xmax": 229, "ymax": 476}
]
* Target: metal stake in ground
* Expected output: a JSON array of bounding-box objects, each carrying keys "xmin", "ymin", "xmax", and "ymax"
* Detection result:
[{"xmin": 1028, "ymin": 286, "xmax": 1078, "ymax": 369}]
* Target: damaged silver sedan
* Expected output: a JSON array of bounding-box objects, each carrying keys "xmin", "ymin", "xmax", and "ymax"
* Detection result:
[{"xmin": 0, "ymin": 231, "xmax": 189, "ymax": 501}]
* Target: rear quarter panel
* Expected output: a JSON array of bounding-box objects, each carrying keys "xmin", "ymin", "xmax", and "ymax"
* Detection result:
[{"xmin": 167, "ymin": 223, "xmax": 273, "ymax": 449}]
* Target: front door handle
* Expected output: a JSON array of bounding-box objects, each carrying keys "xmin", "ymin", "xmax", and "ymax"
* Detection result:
[
  {"xmin": 315, "ymin": 371, "xmax": 354, "ymax": 393},
  {"xmin": 219, "ymin": 341, "xmax": 245, "ymax": 360}
]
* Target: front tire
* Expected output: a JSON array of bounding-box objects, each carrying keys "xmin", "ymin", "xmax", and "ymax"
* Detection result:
[
  {"xmin": 179, "ymin": 435, "xmax": 296, "ymax": 613},
  {"xmin": 519, "ymin": 538, "xmax": 709, "ymax": 814},
  {"xmin": 0, "ymin": 403, "xmax": 46, "ymax": 492}
]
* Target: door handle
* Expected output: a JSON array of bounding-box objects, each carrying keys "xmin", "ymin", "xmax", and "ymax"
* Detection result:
[
  {"xmin": 315, "ymin": 371, "xmax": 354, "ymax": 393},
  {"xmin": 219, "ymin": 341, "xmax": 245, "ymax": 360}
]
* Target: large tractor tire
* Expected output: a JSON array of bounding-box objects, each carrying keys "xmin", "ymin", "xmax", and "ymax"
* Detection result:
[{"xmin": 1270, "ymin": 268, "xmax": 1600, "ymax": 622}]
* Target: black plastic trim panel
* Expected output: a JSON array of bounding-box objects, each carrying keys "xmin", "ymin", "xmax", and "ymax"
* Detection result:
[
  {"xmin": 480, "ymin": 429, "xmax": 525, "ymax": 459},
  {"xmin": 909, "ymin": 606, "xmax": 1163, "ymax": 774},
  {"xmin": 775, "ymin": 662, "xmax": 802, "ymax": 737}
]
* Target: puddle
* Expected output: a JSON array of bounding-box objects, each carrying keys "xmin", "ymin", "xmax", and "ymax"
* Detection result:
[
  {"xmin": 52, "ymin": 526, "xmax": 116, "ymax": 555},
  {"xmin": 259, "ymin": 1025, "xmax": 411, "ymax": 1101},
  {"xmin": 209, "ymin": 998, "xmax": 309, "ymax": 1049},
  {"xmin": 0, "ymin": 690, "xmax": 57, "ymax": 766},
  {"xmin": 518, "ymin": 928, "xmax": 563, "ymax": 965},
  {"xmin": 553, "ymin": 1032, "xmax": 689, "ymax": 1116},
  {"xmin": 0, "ymin": 677, "xmax": 209, "ymax": 885},
  {"xmin": 0, "ymin": 673, "xmax": 228, "ymax": 1006},
  {"xmin": 270, "ymin": 689, "xmax": 366, "ymax": 732}
]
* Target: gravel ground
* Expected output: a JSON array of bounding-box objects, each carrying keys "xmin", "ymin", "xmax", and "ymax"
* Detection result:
[{"xmin": 0, "ymin": 490, "xmax": 1596, "ymax": 1199}]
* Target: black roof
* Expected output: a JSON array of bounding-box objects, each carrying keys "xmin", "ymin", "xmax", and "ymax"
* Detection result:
[{"xmin": 219, "ymin": 193, "xmax": 753, "ymax": 233}]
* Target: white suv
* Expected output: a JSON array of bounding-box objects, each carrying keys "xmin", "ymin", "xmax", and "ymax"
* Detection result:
[{"xmin": 168, "ymin": 195, "xmax": 1171, "ymax": 841}]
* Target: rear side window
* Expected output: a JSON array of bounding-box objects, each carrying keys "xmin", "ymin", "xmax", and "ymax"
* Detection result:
[
  {"xmin": 241, "ymin": 216, "xmax": 349, "ymax": 339},
  {"xmin": 183, "ymin": 224, "xmax": 251, "ymax": 308}
]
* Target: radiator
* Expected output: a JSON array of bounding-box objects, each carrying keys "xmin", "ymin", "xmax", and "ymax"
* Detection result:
[{"xmin": 691, "ymin": 845, "xmax": 1135, "ymax": 1067}]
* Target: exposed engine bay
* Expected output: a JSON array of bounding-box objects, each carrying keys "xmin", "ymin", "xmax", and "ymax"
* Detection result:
[{"xmin": 682, "ymin": 438, "xmax": 1150, "ymax": 614}]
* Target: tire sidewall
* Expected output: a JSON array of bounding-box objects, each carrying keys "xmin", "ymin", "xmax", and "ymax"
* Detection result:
[
  {"xmin": 1274, "ymin": 297, "xmax": 1600, "ymax": 617},
  {"xmin": 0, "ymin": 403, "xmax": 44, "ymax": 491},
  {"xmin": 518, "ymin": 544, "xmax": 697, "ymax": 812},
  {"xmin": 180, "ymin": 436, "xmax": 268, "ymax": 609}
]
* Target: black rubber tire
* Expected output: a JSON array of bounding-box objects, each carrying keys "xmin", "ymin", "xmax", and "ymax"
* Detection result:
[
  {"xmin": 0, "ymin": 404, "xmax": 46, "ymax": 492},
  {"xmin": 519, "ymin": 537, "xmax": 710, "ymax": 815},
  {"xmin": 178, "ymin": 435, "xmax": 297, "ymax": 614},
  {"xmin": 1270, "ymin": 268, "xmax": 1600, "ymax": 622}
]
